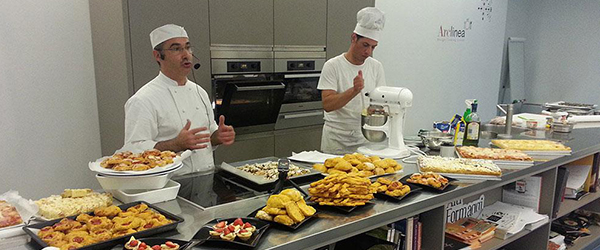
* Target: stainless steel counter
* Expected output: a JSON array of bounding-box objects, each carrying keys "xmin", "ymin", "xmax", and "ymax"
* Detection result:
[{"xmin": 25, "ymin": 127, "xmax": 600, "ymax": 250}]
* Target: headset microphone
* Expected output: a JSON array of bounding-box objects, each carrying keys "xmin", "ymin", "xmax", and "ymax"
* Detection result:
[{"xmin": 192, "ymin": 54, "xmax": 201, "ymax": 69}]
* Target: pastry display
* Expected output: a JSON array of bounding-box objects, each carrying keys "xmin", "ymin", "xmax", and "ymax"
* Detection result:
[
  {"xmin": 456, "ymin": 146, "xmax": 533, "ymax": 161},
  {"xmin": 238, "ymin": 161, "xmax": 310, "ymax": 180},
  {"xmin": 369, "ymin": 178, "xmax": 411, "ymax": 197},
  {"xmin": 491, "ymin": 139, "xmax": 571, "ymax": 151},
  {"xmin": 208, "ymin": 218, "xmax": 256, "ymax": 242},
  {"xmin": 406, "ymin": 172, "xmax": 449, "ymax": 190},
  {"xmin": 417, "ymin": 156, "xmax": 502, "ymax": 176},
  {"xmin": 37, "ymin": 204, "xmax": 172, "ymax": 249},
  {"xmin": 308, "ymin": 173, "xmax": 374, "ymax": 206},
  {"xmin": 254, "ymin": 189, "xmax": 316, "ymax": 226},
  {"xmin": 35, "ymin": 189, "xmax": 113, "ymax": 220},
  {"xmin": 0, "ymin": 200, "xmax": 24, "ymax": 228},
  {"xmin": 313, "ymin": 153, "xmax": 402, "ymax": 177},
  {"xmin": 100, "ymin": 149, "xmax": 177, "ymax": 171}
]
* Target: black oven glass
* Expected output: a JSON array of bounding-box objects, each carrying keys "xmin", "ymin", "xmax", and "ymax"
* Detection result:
[
  {"xmin": 217, "ymin": 80, "xmax": 285, "ymax": 128},
  {"xmin": 280, "ymin": 75, "xmax": 321, "ymax": 104}
]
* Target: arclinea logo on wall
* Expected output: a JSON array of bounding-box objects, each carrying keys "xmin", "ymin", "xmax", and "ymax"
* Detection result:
[{"xmin": 437, "ymin": 0, "xmax": 493, "ymax": 42}]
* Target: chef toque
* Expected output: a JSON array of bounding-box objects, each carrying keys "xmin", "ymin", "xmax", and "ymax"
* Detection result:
[
  {"xmin": 150, "ymin": 24, "xmax": 188, "ymax": 49},
  {"xmin": 353, "ymin": 7, "xmax": 385, "ymax": 41}
]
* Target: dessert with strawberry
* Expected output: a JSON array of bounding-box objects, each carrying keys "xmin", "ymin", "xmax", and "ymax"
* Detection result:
[
  {"xmin": 236, "ymin": 228, "xmax": 253, "ymax": 241},
  {"xmin": 220, "ymin": 228, "xmax": 236, "ymax": 241}
]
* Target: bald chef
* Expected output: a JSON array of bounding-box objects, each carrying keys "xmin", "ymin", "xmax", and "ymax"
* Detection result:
[
  {"xmin": 318, "ymin": 7, "xmax": 387, "ymax": 154},
  {"xmin": 123, "ymin": 24, "xmax": 236, "ymax": 176}
]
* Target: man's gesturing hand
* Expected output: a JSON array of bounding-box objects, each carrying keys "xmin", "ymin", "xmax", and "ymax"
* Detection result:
[
  {"xmin": 215, "ymin": 115, "xmax": 235, "ymax": 146},
  {"xmin": 176, "ymin": 119, "xmax": 210, "ymax": 151},
  {"xmin": 353, "ymin": 70, "xmax": 364, "ymax": 94}
]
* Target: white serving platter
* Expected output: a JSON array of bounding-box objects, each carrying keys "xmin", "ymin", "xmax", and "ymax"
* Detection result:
[{"xmin": 89, "ymin": 150, "xmax": 191, "ymax": 176}]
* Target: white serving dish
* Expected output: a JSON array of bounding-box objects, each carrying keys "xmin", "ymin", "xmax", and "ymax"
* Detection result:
[
  {"xmin": 96, "ymin": 172, "xmax": 171, "ymax": 190},
  {"xmin": 110, "ymin": 180, "xmax": 180, "ymax": 204}
]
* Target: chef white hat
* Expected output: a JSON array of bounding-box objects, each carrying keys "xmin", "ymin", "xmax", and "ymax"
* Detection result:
[
  {"xmin": 353, "ymin": 7, "xmax": 385, "ymax": 41},
  {"xmin": 150, "ymin": 24, "xmax": 189, "ymax": 49}
]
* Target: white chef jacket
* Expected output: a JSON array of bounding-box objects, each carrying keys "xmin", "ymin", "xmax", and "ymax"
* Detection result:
[
  {"xmin": 124, "ymin": 71, "xmax": 218, "ymax": 175},
  {"xmin": 317, "ymin": 53, "xmax": 386, "ymax": 154}
]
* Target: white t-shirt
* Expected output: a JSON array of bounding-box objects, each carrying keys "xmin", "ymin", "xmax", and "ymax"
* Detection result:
[
  {"xmin": 317, "ymin": 53, "xmax": 386, "ymax": 132},
  {"xmin": 124, "ymin": 71, "xmax": 218, "ymax": 175}
]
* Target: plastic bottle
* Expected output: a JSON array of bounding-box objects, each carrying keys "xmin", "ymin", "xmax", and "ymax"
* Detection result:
[
  {"xmin": 463, "ymin": 101, "xmax": 481, "ymax": 146},
  {"xmin": 453, "ymin": 118, "xmax": 466, "ymax": 146}
]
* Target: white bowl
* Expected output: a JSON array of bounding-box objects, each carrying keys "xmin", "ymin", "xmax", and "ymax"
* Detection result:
[
  {"xmin": 110, "ymin": 180, "xmax": 180, "ymax": 204},
  {"xmin": 96, "ymin": 173, "xmax": 172, "ymax": 190}
]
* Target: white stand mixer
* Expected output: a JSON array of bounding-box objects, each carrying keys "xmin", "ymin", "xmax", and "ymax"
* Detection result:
[{"xmin": 358, "ymin": 86, "xmax": 413, "ymax": 159}]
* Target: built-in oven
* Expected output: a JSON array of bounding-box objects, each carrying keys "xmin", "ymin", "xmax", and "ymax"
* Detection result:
[
  {"xmin": 211, "ymin": 45, "xmax": 287, "ymax": 134},
  {"xmin": 273, "ymin": 54, "xmax": 325, "ymax": 130}
]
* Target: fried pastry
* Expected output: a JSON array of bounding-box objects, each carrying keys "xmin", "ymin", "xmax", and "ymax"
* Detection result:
[
  {"xmin": 261, "ymin": 206, "xmax": 287, "ymax": 215},
  {"xmin": 59, "ymin": 242, "xmax": 83, "ymax": 250},
  {"xmin": 284, "ymin": 201, "xmax": 305, "ymax": 223},
  {"xmin": 297, "ymin": 202, "xmax": 316, "ymax": 216},
  {"xmin": 334, "ymin": 161, "xmax": 353, "ymax": 171},
  {"xmin": 266, "ymin": 194, "xmax": 291, "ymax": 209},
  {"xmin": 274, "ymin": 215, "xmax": 295, "ymax": 226},
  {"xmin": 255, "ymin": 210, "xmax": 273, "ymax": 221},
  {"xmin": 313, "ymin": 163, "xmax": 327, "ymax": 173},
  {"xmin": 280, "ymin": 188, "xmax": 302, "ymax": 202}
]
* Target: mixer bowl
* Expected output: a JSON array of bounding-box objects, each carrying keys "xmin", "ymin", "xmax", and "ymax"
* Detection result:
[
  {"xmin": 361, "ymin": 113, "xmax": 387, "ymax": 142},
  {"xmin": 418, "ymin": 130, "xmax": 453, "ymax": 150}
]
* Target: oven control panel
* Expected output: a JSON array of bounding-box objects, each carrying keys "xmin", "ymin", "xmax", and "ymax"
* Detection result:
[
  {"xmin": 227, "ymin": 61, "xmax": 261, "ymax": 72},
  {"xmin": 287, "ymin": 60, "xmax": 315, "ymax": 71}
]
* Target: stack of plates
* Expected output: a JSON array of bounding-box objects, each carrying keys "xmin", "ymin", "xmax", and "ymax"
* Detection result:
[{"xmin": 89, "ymin": 151, "xmax": 191, "ymax": 190}]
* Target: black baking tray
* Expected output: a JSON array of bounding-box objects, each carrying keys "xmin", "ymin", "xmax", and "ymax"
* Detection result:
[
  {"xmin": 373, "ymin": 182, "xmax": 422, "ymax": 202},
  {"xmin": 309, "ymin": 200, "xmax": 375, "ymax": 213},
  {"xmin": 247, "ymin": 206, "xmax": 318, "ymax": 231},
  {"xmin": 23, "ymin": 201, "xmax": 184, "ymax": 250},
  {"xmin": 193, "ymin": 217, "xmax": 269, "ymax": 248},
  {"xmin": 399, "ymin": 174, "xmax": 457, "ymax": 193}
]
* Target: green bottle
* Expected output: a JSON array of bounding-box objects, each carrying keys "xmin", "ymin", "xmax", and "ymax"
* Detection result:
[{"xmin": 463, "ymin": 101, "xmax": 481, "ymax": 146}]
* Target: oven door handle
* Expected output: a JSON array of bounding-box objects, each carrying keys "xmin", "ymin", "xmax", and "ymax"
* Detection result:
[
  {"xmin": 235, "ymin": 83, "xmax": 285, "ymax": 91},
  {"xmin": 283, "ymin": 73, "xmax": 321, "ymax": 79},
  {"xmin": 282, "ymin": 110, "xmax": 324, "ymax": 119}
]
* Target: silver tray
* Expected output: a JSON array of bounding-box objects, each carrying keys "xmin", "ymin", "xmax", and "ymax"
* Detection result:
[
  {"xmin": 218, "ymin": 157, "xmax": 321, "ymax": 185},
  {"xmin": 544, "ymin": 101, "xmax": 597, "ymax": 110}
]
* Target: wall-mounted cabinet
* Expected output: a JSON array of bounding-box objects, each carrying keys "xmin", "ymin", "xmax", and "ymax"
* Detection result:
[
  {"xmin": 209, "ymin": 0, "xmax": 273, "ymax": 46},
  {"xmin": 128, "ymin": 0, "xmax": 211, "ymax": 92},
  {"xmin": 326, "ymin": 0, "xmax": 374, "ymax": 59},
  {"xmin": 274, "ymin": 0, "xmax": 326, "ymax": 46}
]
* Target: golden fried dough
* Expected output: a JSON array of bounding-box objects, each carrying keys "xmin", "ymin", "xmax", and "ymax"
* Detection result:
[
  {"xmin": 284, "ymin": 201, "xmax": 305, "ymax": 223},
  {"xmin": 266, "ymin": 194, "xmax": 291, "ymax": 208},
  {"xmin": 262, "ymin": 206, "xmax": 287, "ymax": 215},
  {"xmin": 297, "ymin": 202, "xmax": 316, "ymax": 216},
  {"xmin": 274, "ymin": 215, "xmax": 295, "ymax": 226},
  {"xmin": 334, "ymin": 161, "xmax": 353, "ymax": 171},
  {"xmin": 281, "ymin": 188, "xmax": 303, "ymax": 202},
  {"xmin": 313, "ymin": 163, "xmax": 327, "ymax": 173}
]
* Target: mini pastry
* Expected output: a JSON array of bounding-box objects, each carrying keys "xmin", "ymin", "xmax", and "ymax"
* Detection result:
[
  {"xmin": 255, "ymin": 210, "xmax": 273, "ymax": 221},
  {"xmin": 236, "ymin": 228, "xmax": 253, "ymax": 241},
  {"xmin": 212, "ymin": 221, "xmax": 226, "ymax": 230},
  {"xmin": 220, "ymin": 228, "xmax": 236, "ymax": 241},
  {"xmin": 161, "ymin": 241, "xmax": 180, "ymax": 249},
  {"xmin": 125, "ymin": 236, "xmax": 140, "ymax": 250},
  {"xmin": 227, "ymin": 224, "xmax": 237, "ymax": 234},
  {"xmin": 232, "ymin": 218, "xmax": 244, "ymax": 230},
  {"xmin": 242, "ymin": 222, "xmax": 256, "ymax": 233},
  {"xmin": 38, "ymin": 226, "xmax": 55, "ymax": 238},
  {"xmin": 209, "ymin": 227, "xmax": 224, "ymax": 238}
]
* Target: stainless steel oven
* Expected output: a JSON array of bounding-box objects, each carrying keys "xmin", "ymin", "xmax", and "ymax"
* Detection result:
[{"xmin": 273, "ymin": 55, "xmax": 325, "ymax": 130}]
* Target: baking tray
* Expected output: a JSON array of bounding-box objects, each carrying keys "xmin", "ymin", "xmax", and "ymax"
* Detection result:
[
  {"xmin": 218, "ymin": 157, "xmax": 321, "ymax": 185},
  {"xmin": 400, "ymin": 175, "xmax": 458, "ymax": 193},
  {"xmin": 309, "ymin": 201, "xmax": 375, "ymax": 214},
  {"xmin": 23, "ymin": 201, "xmax": 184, "ymax": 250},
  {"xmin": 248, "ymin": 206, "xmax": 319, "ymax": 231},
  {"xmin": 193, "ymin": 217, "xmax": 270, "ymax": 248},
  {"xmin": 373, "ymin": 182, "xmax": 422, "ymax": 202},
  {"xmin": 544, "ymin": 101, "xmax": 597, "ymax": 110}
]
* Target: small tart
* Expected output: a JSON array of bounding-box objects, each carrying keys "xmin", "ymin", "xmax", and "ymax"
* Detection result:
[
  {"xmin": 236, "ymin": 229, "xmax": 253, "ymax": 241},
  {"xmin": 220, "ymin": 232, "xmax": 236, "ymax": 241}
]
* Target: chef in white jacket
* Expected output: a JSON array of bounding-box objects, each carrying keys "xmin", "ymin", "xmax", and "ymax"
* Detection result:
[
  {"xmin": 317, "ymin": 7, "xmax": 387, "ymax": 154},
  {"xmin": 124, "ymin": 24, "xmax": 236, "ymax": 177}
]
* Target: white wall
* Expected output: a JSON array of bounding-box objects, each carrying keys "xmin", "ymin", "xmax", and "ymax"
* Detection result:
[
  {"xmin": 511, "ymin": 0, "xmax": 600, "ymax": 105},
  {"xmin": 0, "ymin": 0, "xmax": 102, "ymax": 199},
  {"xmin": 375, "ymin": 0, "xmax": 508, "ymax": 134}
]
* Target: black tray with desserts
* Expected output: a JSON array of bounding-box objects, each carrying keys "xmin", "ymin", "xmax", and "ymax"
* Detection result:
[
  {"xmin": 122, "ymin": 237, "xmax": 190, "ymax": 250},
  {"xmin": 399, "ymin": 174, "xmax": 457, "ymax": 193},
  {"xmin": 248, "ymin": 206, "xmax": 319, "ymax": 231},
  {"xmin": 193, "ymin": 217, "xmax": 270, "ymax": 248},
  {"xmin": 23, "ymin": 201, "xmax": 184, "ymax": 250}
]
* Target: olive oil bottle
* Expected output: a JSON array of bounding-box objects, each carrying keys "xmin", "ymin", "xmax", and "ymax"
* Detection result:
[{"xmin": 463, "ymin": 101, "xmax": 480, "ymax": 146}]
